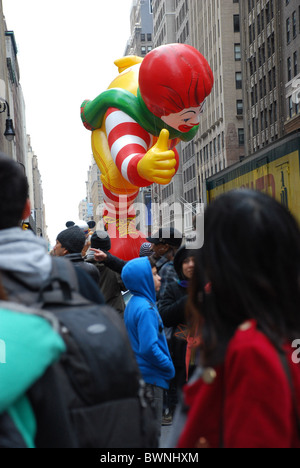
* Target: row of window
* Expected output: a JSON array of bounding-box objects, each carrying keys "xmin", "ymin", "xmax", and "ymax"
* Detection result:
[
  {"xmin": 140, "ymin": 45, "xmax": 152, "ymax": 55},
  {"xmin": 183, "ymin": 164, "xmax": 196, "ymax": 184},
  {"xmin": 184, "ymin": 186, "xmax": 197, "ymax": 205},
  {"xmin": 286, "ymin": 9, "xmax": 299, "ymax": 44},
  {"xmin": 248, "ymin": 0, "xmax": 275, "ymax": 24},
  {"xmin": 162, "ymin": 182, "xmax": 174, "ymax": 200},
  {"xmin": 288, "ymin": 95, "xmax": 300, "ymax": 119},
  {"xmin": 250, "ymin": 67, "xmax": 276, "ymax": 105},
  {"xmin": 199, "ymin": 129, "xmax": 244, "ymax": 166},
  {"xmin": 287, "ymin": 52, "xmax": 298, "ymax": 82},
  {"xmin": 252, "ymin": 103, "xmax": 278, "ymax": 136},
  {"xmin": 140, "ymin": 33, "xmax": 152, "ymax": 42}
]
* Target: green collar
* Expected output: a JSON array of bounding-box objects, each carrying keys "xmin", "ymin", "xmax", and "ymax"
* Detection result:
[{"xmin": 81, "ymin": 88, "xmax": 199, "ymax": 142}]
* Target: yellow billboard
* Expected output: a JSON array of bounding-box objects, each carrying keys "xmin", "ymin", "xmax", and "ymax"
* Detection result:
[{"xmin": 207, "ymin": 132, "xmax": 300, "ymax": 224}]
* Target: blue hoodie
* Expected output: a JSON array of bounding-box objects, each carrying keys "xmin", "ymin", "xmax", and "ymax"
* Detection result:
[{"xmin": 121, "ymin": 257, "xmax": 175, "ymax": 389}]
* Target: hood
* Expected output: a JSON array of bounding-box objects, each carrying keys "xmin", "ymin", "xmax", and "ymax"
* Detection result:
[
  {"xmin": 0, "ymin": 227, "xmax": 52, "ymax": 288},
  {"xmin": 0, "ymin": 301, "xmax": 65, "ymax": 412},
  {"xmin": 121, "ymin": 257, "xmax": 156, "ymax": 303},
  {"xmin": 174, "ymin": 245, "xmax": 194, "ymax": 281}
]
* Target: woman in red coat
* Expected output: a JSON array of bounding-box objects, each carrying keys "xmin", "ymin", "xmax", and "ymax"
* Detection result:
[{"xmin": 176, "ymin": 190, "xmax": 300, "ymax": 448}]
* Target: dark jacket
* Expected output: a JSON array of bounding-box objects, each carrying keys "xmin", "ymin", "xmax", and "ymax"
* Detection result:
[
  {"xmin": 158, "ymin": 280, "xmax": 188, "ymax": 369},
  {"xmin": 85, "ymin": 253, "xmax": 125, "ymax": 314},
  {"xmin": 102, "ymin": 251, "xmax": 127, "ymax": 275},
  {"xmin": 158, "ymin": 246, "xmax": 194, "ymax": 371},
  {"xmin": 65, "ymin": 253, "xmax": 101, "ymax": 286}
]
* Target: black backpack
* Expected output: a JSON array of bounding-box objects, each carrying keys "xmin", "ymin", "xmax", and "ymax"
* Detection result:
[{"xmin": 1, "ymin": 257, "xmax": 158, "ymax": 448}]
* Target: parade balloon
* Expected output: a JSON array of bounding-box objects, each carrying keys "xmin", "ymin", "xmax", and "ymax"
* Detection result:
[{"xmin": 81, "ymin": 44, "xmax": 213, "ymax": 260}]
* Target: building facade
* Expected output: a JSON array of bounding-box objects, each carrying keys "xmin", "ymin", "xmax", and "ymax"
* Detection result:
[
  {"xmin": 190, "ymin": 0, "xmax": 244, "ymax": 205},
  {"xmin": 281, "ymin": 0, "xmax": 300, "ymax": 134},
  {"xmin": 0, "ymin": 2, "xmax": 48, "ymax": 239},
  {"xmin": 240, "ymin": 0, "xmax": 300, "ymax": 156},
  {"xmin": 125, "ymin": 0, "xmax": 153, "ymax": 57}
]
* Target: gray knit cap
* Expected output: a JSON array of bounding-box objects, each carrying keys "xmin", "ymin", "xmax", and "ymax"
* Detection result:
[
  {"xmin": 139, "ymin": 242, "xmax": 152, "ymax": 257},
  {"xmin": 56, "ymin": 226, "xmax": 86, "ymax": 253}
]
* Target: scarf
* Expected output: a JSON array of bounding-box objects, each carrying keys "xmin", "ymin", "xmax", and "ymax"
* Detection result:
[{"xmin": 81, "ymin": 88, "xmax": 199, "ymax": 142}]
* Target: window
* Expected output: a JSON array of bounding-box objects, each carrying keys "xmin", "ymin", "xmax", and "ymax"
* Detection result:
[
  {"xmin": 261, "ymin": 111, "xmax": 264, "ymax": 130},
  {"xmin": 233, "ymin": 15, "xmax": 240, "ymax": 33},
  {"xmin": 234, "ymin": 43, "xmax": 241, "ymax": 61},
  {"xmin": 294, "ymin": 51, "xmax": 298, "ymax": 77},
  {"xmin": 288, "ymin": 57, "xmax": 292, "ymax": 82},
  {"xmin": 266, "ymin": 2, "xmax": 270, "ymax": 24},
  {"xmin": 237, "ymin": 100, "xmax": 243, "ymax": 115},
  {"xmin": 289, "ymin": 96, "xmax": 293, "ymax": 118},
  {"xmin": 235, "ymin": 72, "xmax": 242, "ymax": 89},
  {"xmin": 292, "ymin": 11, "xmax": 297, "ymax": 38},
  {"xmin": 287, "ymin": 18, "xmax": 291, "ymax": 44},
  {"xmin": 268, "ymin": 70, "xmax": 273, "ymax": 90},
  {"xmin": 238, "ymin": 128, "xmax": 245, "ymax": 146}
]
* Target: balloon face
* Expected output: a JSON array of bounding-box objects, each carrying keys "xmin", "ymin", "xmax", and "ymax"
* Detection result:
[{"xmin": 161, "ymin": 104, "xmax": 205, "ymax": 133}]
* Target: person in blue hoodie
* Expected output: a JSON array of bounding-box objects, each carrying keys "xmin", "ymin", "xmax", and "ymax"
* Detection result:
[{"xmin": 121, "ymin": 255, "xmax": 175, "ymax": 435}]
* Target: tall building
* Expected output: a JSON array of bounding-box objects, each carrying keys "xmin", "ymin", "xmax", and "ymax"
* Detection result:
[
  {"xmin": 240, "ymin": 0, "xmax": 300, "ymax": 156},
  {"xmin": 174, "ymin": 0, "xmax": 195, "ymax": 233},
  {"xmin": 152, "ymin": 0, "xmax": 176, "ymax": 47},
  {"xmin": 125, "ymin": 0, "xmax": 153, "ymax": 56},
  {"xmin": 27, "ymin": 135, "xmax": 48, "ymax": 240},
  {"xmin": 1, "ymin": 3, "xmax": 48, "ymax": 238},
  {"xmin": 87, "ymin": 158, "xmax": 104, "ymax": 229},
  {"xmin": 78, "ymin": 198, "xmax": 93, "ymax": 224},
  {"xmin": 151, "ymin": 0, "xmax": 182, "ymax": 232},
  {"xmin": 151, "ymin": 0, "xmax": 244, "ymax": 229},
  {"xmin": 280, "ymin": 0, "xmax": 300, "ymax": 134},
  {"xmin": 189, "ymin": 0, "xmax": 244, "ymax": 204},
  {"xmin": 125, "ymin": 0, "xmax": 154, "ymax": 235}
]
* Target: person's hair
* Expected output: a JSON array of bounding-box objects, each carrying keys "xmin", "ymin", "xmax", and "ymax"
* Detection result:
[
  {"xmin": 0, "ymin": 155, "xmax": 29, "ymax": 229},
  {"xmin": 187, "ymin": 189, "xmax": 300, "ymax": 366}
]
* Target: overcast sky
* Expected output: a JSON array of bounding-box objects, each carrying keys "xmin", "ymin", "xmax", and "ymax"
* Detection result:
[{"xmin": 2, "ymin": 0, "xmax": 133, "ymax": 246}]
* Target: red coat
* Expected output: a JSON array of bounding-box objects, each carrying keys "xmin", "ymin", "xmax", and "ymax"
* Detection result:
[{"xmin": 177, "ymin": 320, "xmax": 300, "ymax": 448}]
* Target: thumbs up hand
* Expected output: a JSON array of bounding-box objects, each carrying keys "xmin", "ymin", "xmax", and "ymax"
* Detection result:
[{"xmin": 137, "ymin": 129, "xmax": 176, "ymax": 185}]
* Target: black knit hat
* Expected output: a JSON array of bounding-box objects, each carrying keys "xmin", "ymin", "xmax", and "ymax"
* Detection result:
[
  {"xmin": 91, "ymin": 231, "xmax": 111, "ymax": 251},
  {"xmin": 147, "ymin": 227, "xmax": 182, "ymax": 248},
  {"xmin": 56, "ymin": 226, "xmax": 86, "ymax": 253}
]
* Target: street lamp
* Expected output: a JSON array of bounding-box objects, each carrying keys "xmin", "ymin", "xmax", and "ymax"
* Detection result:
[{"xmin": 0, "ymin": 99, "xmax": 15, "ymax": 142}]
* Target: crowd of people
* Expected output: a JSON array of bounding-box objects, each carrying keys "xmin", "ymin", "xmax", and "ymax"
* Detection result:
[{"xmin": 1, "ymin": 153, "xmax": 300, "ymax": 448}]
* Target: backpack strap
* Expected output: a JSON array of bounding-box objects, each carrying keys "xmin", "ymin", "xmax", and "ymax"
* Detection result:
[
  {"xmin": 50, "ymin": 257, "xmax": 79, "ymax": 291},
  {"xmin": 36, "ymin": 257, "xmax": 87, "ymax": 307}
]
